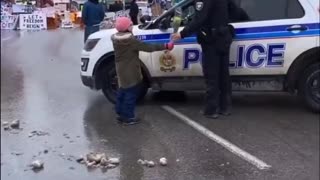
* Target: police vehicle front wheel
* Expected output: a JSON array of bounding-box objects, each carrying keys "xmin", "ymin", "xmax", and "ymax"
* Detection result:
[
  {"xmin": 298, "ymin": 63, "xmax": 320, "ymax": 113},
  {"xmin": 101, "ymin": 63, "xmax": 148, "ymax": 104}
]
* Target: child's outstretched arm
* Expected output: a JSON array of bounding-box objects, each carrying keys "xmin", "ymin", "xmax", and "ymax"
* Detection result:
[{"xmin": 132, "ymin": 38, "xmax": 174, "ymax": 52}]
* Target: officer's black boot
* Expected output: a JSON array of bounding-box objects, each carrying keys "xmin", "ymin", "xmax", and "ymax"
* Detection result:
[
  {"xmin": 203, "ymin": 89, "xmax": 220, "ymax": 119},
  {"xmin": 219, "ymin": 107, "xmax": 231, "ymax": 116},
  {"xmin": 204, "ymin": 112, "xmax": 219, "ymax": 119},
  {"xmin": 202, "ymin": 84, "xmax": 220, "ymax": 119},
  {"xmin": 219, "ymin": 95, "xmax": 232, "ymax": 116},
  {"xmin": 201, "ymin": 109, "xmax": 219, "ymax": 119},
  {"xmin": 202, "ymin": 90, "xmax": 220, "ymax": 119}
]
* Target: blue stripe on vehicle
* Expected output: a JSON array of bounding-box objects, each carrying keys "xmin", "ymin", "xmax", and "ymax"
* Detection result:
[
  {"xmin": 136, "ymin": 23, "xmax": 320, "ymax": 44},
  {"xmin": 143, "ymin": 31, "xmax": 320, "ymax": 44},
  {"xmin": 235, "ymin": 29, "xmax": 320, "ymax": 40},
  {"xmin": 235, "ymin": 23, "xmax": 320, "ymax": 34}
]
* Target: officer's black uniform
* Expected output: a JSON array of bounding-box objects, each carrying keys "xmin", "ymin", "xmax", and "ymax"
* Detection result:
[{"xmin": 180, "ymin": 0, "xmax": 233, "ymax": 116}]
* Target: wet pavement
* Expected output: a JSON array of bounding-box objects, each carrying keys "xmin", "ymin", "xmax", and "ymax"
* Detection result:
[{"xmin": 1, "ymin": 29, "xmax": 319, "ymax": 180}]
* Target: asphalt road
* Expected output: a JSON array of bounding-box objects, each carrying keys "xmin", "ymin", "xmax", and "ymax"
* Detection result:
[{"xmin": 1, "ymin": 29, "xmax": 319, "ymax": 180}]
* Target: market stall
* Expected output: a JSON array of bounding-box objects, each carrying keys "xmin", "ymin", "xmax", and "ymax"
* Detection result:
[{"xmin": 1, "ymin": 0, "xmax": 137, "ymax": 31}]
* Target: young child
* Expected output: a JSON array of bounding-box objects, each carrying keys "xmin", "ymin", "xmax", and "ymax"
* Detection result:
[{"xmin": 111, "ymin": 17, "xmax": 174, "ymax": 125}]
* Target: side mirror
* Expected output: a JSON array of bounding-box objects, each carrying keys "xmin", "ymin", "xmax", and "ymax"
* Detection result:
[{"xmin": 159, "ymin": 18, "xmax": 169, "ymax": 31}]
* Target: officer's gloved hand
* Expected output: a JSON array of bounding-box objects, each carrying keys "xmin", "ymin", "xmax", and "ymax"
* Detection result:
[
  {"xmin": 171, "ymin": 33, "xmax": 181, "ymax": 42},
  {"xmin": 164, "ymin": 42, "xmax": 174, "ymax": 50}
]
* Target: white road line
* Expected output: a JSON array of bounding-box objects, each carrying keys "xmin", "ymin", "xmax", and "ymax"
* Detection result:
[{"xmin": 162, "ymin": 105, "xmax": 272, "ymax": 170}]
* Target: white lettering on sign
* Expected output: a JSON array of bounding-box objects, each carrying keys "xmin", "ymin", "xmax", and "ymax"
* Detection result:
[{"xmin": 19, "ymin": 13, "xmax": 47, "ymax": 30}]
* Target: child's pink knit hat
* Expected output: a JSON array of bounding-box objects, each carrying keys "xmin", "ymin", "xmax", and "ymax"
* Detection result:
[{"xmin": 115, "ymin": 17, "xmax": 133, "ymax": 32}]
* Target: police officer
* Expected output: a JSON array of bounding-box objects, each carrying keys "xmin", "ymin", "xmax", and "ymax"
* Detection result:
[{"xmin": 171, "ymin": 0, "xmax": 233, "ymax": 119}]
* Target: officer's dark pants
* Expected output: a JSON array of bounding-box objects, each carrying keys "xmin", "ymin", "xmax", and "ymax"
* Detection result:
[{"xmin": 201, "ymin": 43, "xmax": 232, "ymax": 114}]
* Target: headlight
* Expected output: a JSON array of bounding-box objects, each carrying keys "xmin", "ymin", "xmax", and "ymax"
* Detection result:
[{"xmin": 84, "ymin": 38, "xmax": 100, "ymax": 52}]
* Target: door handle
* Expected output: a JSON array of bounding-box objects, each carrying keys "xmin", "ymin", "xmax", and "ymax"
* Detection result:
[{"xmin": 286, "ymin": 25, "xmax": 308, "ymax": 32}]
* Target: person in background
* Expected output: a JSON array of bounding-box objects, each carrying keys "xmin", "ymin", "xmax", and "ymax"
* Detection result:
[
  {"xmin": 129, "ymin": 0, "xmax": 139, "ymax": 25},
  {"xmin": 82, "ymin": 0, "xmax": 105, "ymax": 43},
  {"xmin": 114, "ymin": 0, "xmax": 124, "ymax": 11},
  {"xmin": 111, "ymin": 17, "xmax": 174, "ymax": 125},
  {"xmin": 150, "ymin": 0, "xmax": 162, "ymax": 16}
]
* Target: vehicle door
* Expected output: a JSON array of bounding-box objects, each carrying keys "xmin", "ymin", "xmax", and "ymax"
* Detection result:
[
  {"xmin": 229, "ymin": 0, "xmax": 319, "ymax": 76},
  {"xmin": 149, "ymin": 0, "xmax": 202, "ymax": 78}
]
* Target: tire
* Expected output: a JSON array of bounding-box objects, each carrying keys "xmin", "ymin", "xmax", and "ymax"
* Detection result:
[
  {"xmin": 298, "ymin": 63, "xmax": 320, "ymax": 112},
  {"xmin": 101, "ymin": 62, "xmax": 149, "ymax": 104}
]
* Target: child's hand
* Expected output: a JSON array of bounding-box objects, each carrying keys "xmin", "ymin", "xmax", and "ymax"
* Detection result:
[{"xmin": 165, "ymin": 42, "xmax": 174, "ymax": 51}]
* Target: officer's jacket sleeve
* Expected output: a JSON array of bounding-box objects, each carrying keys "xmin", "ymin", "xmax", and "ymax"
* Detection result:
[
  {"xmin": 180, "ymin": 0, "xmax": 213, "ymax": 38},
  {"xmin": 131, "ymin": 38, "xmax": 166, "ymax": 52}
]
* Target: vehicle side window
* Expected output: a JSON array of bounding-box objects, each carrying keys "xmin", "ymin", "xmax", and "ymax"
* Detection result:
[
  {"xmin": 287, "ymin": 0, "xmax": 305, "ymax": 19},
  {"xmin": 157, "ymin": 3, "xmax": 195, "ymax": 28},
  {"xmin": 238, "ymin": 0, "xmax": 304, "ymax": 22}
]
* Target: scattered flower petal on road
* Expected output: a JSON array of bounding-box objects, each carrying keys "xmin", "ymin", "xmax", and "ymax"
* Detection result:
[
  {"xmin": 31, "ymin": 160, "xmax": 44, "ymax": 170},
  {"xmin": 159, "ymin": 157, "xmax": 167, "ymax": 166}
]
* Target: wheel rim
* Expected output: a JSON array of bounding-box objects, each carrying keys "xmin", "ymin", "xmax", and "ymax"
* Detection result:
[{"xmin": 307, "ymin": 71, "xmax": 320, "ymax": 104}]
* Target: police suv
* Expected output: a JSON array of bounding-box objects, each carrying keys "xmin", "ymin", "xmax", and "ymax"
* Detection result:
[{"xmin": 81, "ymin": 0, "xmax": 320, "ymax": 112}]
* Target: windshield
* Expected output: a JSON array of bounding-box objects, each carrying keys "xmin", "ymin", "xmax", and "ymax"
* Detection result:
[{"xmin": 143, "ymin": 0, "xmax": 193, "ymax": 29}]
